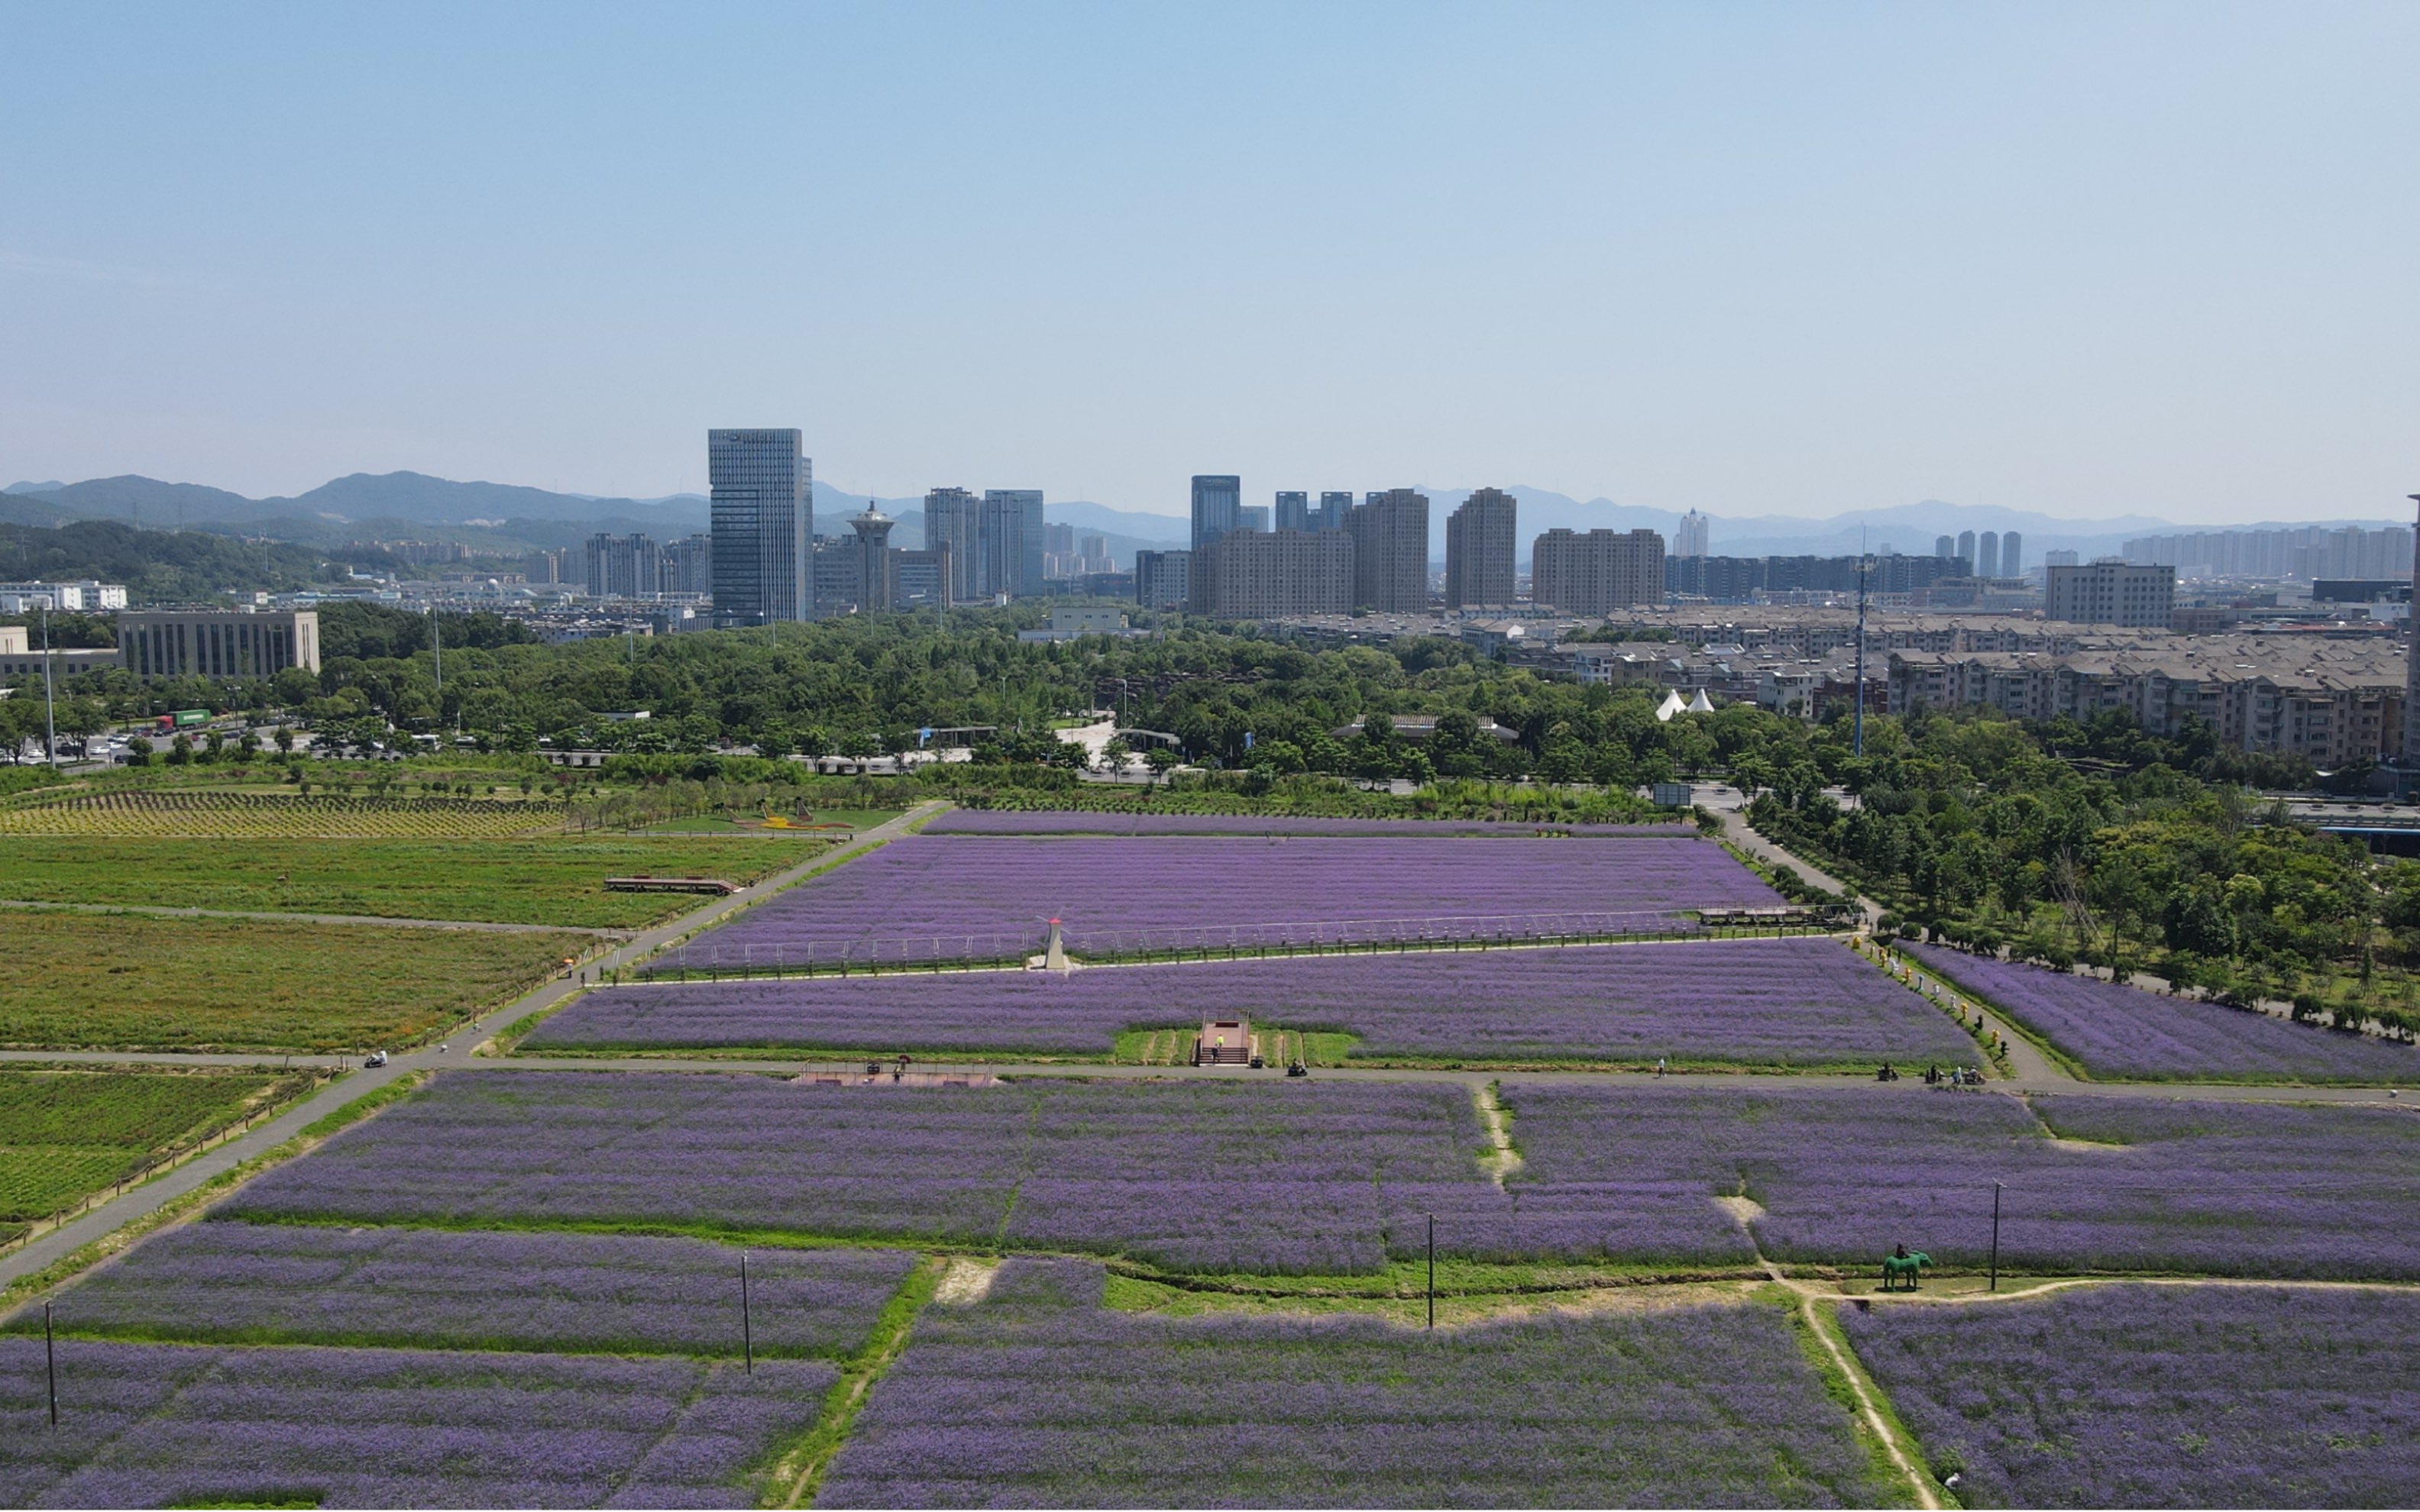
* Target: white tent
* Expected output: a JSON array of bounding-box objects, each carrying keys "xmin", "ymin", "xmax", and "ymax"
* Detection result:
[
  {"xmin": 1655, "ymin": 690, "xmax": 1688, "ymax": 723},
  {"xmin": 1687, "ymin": 689, "xmax": 1715, "ymax": 714}
]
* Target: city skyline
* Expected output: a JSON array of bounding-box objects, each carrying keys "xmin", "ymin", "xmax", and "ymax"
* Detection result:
[{"xmin": 3, "ymin": 4, "xmax": 2415, "ymax": 525}]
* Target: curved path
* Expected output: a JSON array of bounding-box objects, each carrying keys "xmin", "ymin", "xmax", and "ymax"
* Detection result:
[{"xmin": 0, "ymin": 801, "xmax": 945, "ymax": 1291}]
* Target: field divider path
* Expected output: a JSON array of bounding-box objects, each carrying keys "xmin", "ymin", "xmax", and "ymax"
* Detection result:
[
  {"xmin": 769, "ymin": 1254, "xmax": 947, "ymax": 1508},
  {"xmin": 1860, "ymin": 940, "xmax": 2072, "ymax": 1084},
  {"xmin": 0, "ymin": 897, "xmax": 632, "ymax": 936},
  {"xmin": 0, "ymin": 803, "xmax": 944, "ymax": 1294}
]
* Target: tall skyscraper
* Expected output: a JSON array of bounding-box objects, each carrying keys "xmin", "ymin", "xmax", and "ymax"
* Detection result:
[
  {"xmin": 1978, "ymin": 531, "xmax": 2000, "ymax": 578},
  {"xmin": 981, "ymin": 489, "xmax": 1045, "ymax": 598},
  {"xmin": 1346, "ymin": 489, "xmax": 1430, "ymax": 611},
  {"xmin": 1956, "ymin": 529, "xmax": 1977, "ymax": 571},
  {"xmin": 2405, "ymin": 498, "xmax": 2420, "ymax": 764},
  {"xmin": 2000, "ymin": 531, "xmax": 2024, "ymax": 577},
  {"xmin": 1274, "ymin": 491, "xmax": 1311, "ymax": 532},
  {"xmin": 1315, "ymin": 492, "xmax": 1351, "ymax": 531},
  {"xmin": 922, "ymin": 486, "xmax": 982, "ymax": 603},
  {"xmin": 1934, "ymin": 535, "xmax": 1956, "ymax": 559},
  {"xmin": 1674, "ymin": 509, "xmax": 1710, "ymax": 558},
  {"xmin": 848, "ymin": 508, "xmax": 897, "ymax": 615},
  {"xmin": 1190, "ymin": 475, "xmax": 1241, "ymax": 553},
  {"xmin": 708, "ymin": 428, "xmax": 811, "ymax": 623},
  {"xmin": 1239, "ymin": 505, "xmax": 1270, "ymax": 533},
  {"xmin": 1531, "ymin": 528, "xmax": 1665, "ymax": 615},
  {"xmin": 1444, "ymin": 488, "xmax": 1516, "ymax": 608}
]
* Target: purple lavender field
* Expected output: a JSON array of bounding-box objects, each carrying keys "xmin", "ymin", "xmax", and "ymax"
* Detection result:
[
  {"xmin": 1842, "ymin": 1284, "xmax": 2420, "ymax": 1507},
  {"xmin": 924, "ymin": 809, "xmax": 1689, "ymax": 838},
  {"xmin": 35, "ymin": 1223, "xmax": 914, "ymax": 1359},
  {"xmin": 659, "ymin": 832, "xmax": 1777, "ymax": 967},
  {"xmin": 817, "ymin": 1256, "xmax": 1893, "ymax": 1508},
  {"xmin": 1904, "ymin": 943, "xmax": 2418, "ymax": 1082},
  {"xmin": 221, "ymin": 1071, "xmax": 1522, "ymax": 1275},
  {"xmin": 533, "ymin": 936, "xmax": 1975, "ymax": 1067},
  {"xmin": 0, "ymin": 1335, "xmax": 833, "ymax": 1508},
  {"xmin": 1503, "ymin": 1084, "xmax": 2420, "ymax": 1278}
]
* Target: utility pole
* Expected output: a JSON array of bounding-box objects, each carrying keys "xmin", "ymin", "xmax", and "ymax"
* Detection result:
[
  {"xmin": 39, "ymin": 602, "xmax": 58, "ymax": 768},
  {"xmin": 1852, "ymin": 528, "xmax": 1868, "ymax": 758},
  {"xmin": 739, "ymin": 1250, "xmax": 754, "ymax": 1373},
  {"xmin": 1426, "ymin": 1213, "xmax": 1436, "ymax": 1331},
  {"xmin": 429, "ymin": 606, "xmax": 442, "ymax": 709},
  {"xmin": 1989, "ymin": 1181, "xmax": 2004, "ymax": 1292}
]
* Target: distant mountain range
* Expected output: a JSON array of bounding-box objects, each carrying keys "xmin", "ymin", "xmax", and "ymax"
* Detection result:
[{"xmin": 4, "ymin": 471, "xmax": 2404, "ymax": 570}]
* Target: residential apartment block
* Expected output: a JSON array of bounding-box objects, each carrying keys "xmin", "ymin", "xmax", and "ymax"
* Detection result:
[
  {"xmin": 1198, "ymin": 528, "xmax": 1354, "ymax": 619},
  {"xmin": 1531, "ymin": 528, "xmax": 1665, "ymax": 615},
  {"xmin": 2045, "ymin": 561, "xmax": 2176, "ymax": 628},
  {"xmin": 1443, "ymin": 488, "xmax": 1517, "ymax": 609}
]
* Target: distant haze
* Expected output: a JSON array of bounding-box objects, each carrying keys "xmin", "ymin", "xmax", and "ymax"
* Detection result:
[{"xmin": 2, "ymin": 6, "xmax": 2415, "ymax": 523}]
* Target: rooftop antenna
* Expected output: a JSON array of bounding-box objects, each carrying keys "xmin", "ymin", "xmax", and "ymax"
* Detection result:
[{"xmin": 1853, "ymin": 525, "xmax": 1868, "ymax": 758}]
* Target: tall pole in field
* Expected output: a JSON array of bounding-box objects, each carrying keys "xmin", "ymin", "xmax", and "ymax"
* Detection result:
[
  {"xmin": 429, "ymin": 606, "xmax": 442, "ymax": 716},
  {"xmin": 40, "ymin": 603, "xmax": 58, "ymax": 768},
  {"xmin": 1989, "ymin": 1181, "xmax": 2003, "ymax": 1292},
  {"xmin": 1852, "ymin": 528, "xmax": 1867, "ymax": 759},
  {"xmin": 1426, "ymin": 1213, "xmax": 1435, "ymax": 1331},
  {"xmin": 740, "ymin": 1250, "xmax": 753, "ymax": 1373},
  {"xmin": 44, "ymin": 1301, "xmax": 57, "ymax": 1430}
]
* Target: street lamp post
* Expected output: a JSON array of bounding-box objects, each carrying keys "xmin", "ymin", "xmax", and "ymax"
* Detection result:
[{"xmin": 39, "ymin": 602, "xmax": 58, "ymax": 768}]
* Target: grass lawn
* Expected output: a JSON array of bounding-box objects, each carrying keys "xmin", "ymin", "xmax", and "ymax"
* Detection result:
[
  {"xmin": 0, "ymin": 908, "xmax": 595, "ymax": 1052},
  {"xmin": 0, "ymin": 835, "xmax": 833, "ymax": 926},
  {"xmin": 0, "ymin": 1067, "xmax": 312, "ymax": 1233}
]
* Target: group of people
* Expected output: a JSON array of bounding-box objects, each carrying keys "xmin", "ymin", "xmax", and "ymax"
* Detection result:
[{"xmin": 1874, "ymin": 1062, "xmax": 1983, "ymax": 1084}]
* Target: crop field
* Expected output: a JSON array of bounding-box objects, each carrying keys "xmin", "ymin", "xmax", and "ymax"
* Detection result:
[
  {"xmin": 221, "ymin": 1071, "xmax": 1504, "ymax": 1275},
  {"xmin": 1903, "ymin": 943, "xmax": 2418, "ymax": 1083},
  {"xmin": 34, "ymin": 1223, "xmax": 917, "ymax": 1359},
  {"xmin": 0, "ymin": 789, "xmax": 570, "ymax": 838},
  {"xmin": 924, "ymin": 809, "xmax": 1692, "ymax": 837},
  {"xmin": 1841, "ymin": 1284, "xmax": 2420, "ymax": 1507},
  {"xmin": 657, "ymin": 832, "xmax": 1780, "ymax": 968},
  {"xmin": 530, "ymin": 936, "xmax": 1974, "ymax": 1068},
  {"xmin": 1503, "ymin": 1084, "xmax": 2420, "ymax": 1278},
  {"xmin": 0, "ymin": 834, "xmax": 829, "ymax": 927},
  {"xmin": 819, "ymin": 1257, "xmax": 1899, "ymax": 1509},
  {"xmin": 0, "ymin": 1336, "xmax": 836, "ymax": 1508},
  {"xmin": 0, "ymin": 1068, "xmax": 300, "ymax": 1229},
  {"xmin": 0, "ymin": 908, "xmax": 593, "ymax": 1051}
]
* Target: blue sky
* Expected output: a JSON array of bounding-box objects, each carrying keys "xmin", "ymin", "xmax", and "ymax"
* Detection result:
[{"xmin": 2, "ymin": 1, "xmax": 2413, "ymax": 523}]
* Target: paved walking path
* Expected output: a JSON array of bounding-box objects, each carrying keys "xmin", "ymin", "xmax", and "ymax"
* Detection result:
[
  {"xmin": 0, "ymin": 801, "xmax": 943, "ymax": 1291},
  {"xmin": 0, "ymin": 897, "xmax": 632, "ymax": 935}
]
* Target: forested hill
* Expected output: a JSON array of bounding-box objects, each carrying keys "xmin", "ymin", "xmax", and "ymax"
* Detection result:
[{"xmin": 0, "ymin": 521, "xmax": 383, "ymax": 601}]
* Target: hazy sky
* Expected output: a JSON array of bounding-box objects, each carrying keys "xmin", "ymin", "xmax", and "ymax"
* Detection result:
[{"xmin": 2, "ymin": 2, "xmax": 2414, "ymax": 523}]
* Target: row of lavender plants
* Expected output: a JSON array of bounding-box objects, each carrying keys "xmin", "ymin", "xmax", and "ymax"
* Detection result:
[
  {"xmin": 220, "ymin": 1071, "xmax": 2420, "ymax": 1278},
  {"xmin": 818, "ymin": 1257, "xmax": 1894, "ymax": 1509},
  {"xmin": 924, "ymin": 809, "xmax": 1690, "ymax": 838},
  {"xmin": 1902, "ymin": 942, "xmax": 2417, "ymax": 1082},
  {"xmin": 23, "ymin": 1224, "xmax": 915, "ymax": 1360},
  {"xmin": 654, "ymin": 834, "xmax": 1778, "ymax": 969},
  {"xmin": 1839, "ymin": 1284, "xmax": 2420, "ymax": 1507},
  {"xmin": 1502, "ymin": 1083, "xmax": 2420, "ymax": 1278},
  {"xmin": 0, "ymin": 1335, "xmax": 833, "ymax": 1509},
  {"xmin": 536, "ymin": 936, "xmax": 1975, "ymax": 1068}
]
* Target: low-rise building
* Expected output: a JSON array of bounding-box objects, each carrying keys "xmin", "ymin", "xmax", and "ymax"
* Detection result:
[{"xmin": 118, "ymin": 609, "xmax": 319, "ymax": 680}]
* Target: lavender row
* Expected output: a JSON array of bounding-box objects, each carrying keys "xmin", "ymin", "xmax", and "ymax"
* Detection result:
[
  {"xmin": 0, "ymin": 1335, "xmax": 833, "ymax": 1509},
  {"xmin": 924, "ymin": 809, "xmax": 1690, "ymax": 838},
  {"xmin": 1841, "ymin": 1284, "xmax": 2420, "ymax": 1507},
  {"xmin": 667, "ymin": 834, "xmax": 1776, "ymax": 966},
  {"xmin": 538, "ymin": 936, "xmax": 1975, "ymax": 1067},
  {"xmin": 32, "ymin": 1223, "xmax": 914, "ymax": 1359},
  {"xmin": 817, "ymin": 1256, "xmax": 1892, "ymax": 1508},
  {"xmin": 1903, "ymin": 943, "xmax": 2417, "ymax": 1083},
  {"xmin": 1503, "ymin": 1084, "xmax": 2420, "ymax": 1278},
  {"xmin": 222, "ymin": 1071, "xmax": 1519, "ymax": 1275}
]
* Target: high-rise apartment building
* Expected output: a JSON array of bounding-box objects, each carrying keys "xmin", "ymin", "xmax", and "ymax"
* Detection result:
[
  {"xmin": 1274, "ymin": 491, "xmax": 1311, "ymax": 533},
  {"xmin": 1316, "ymin": 493, "xmax": 1351, "ymax": 532},
  {"xmin": 585, "ymin": 533, "xmax": 662, "ymax": 599},
  {"xmin": 1239, "ymin": 505, "xmax": 1270, "ymax": 534},
  {"xmin": 522, "ymin": 548, "xmax": 566, "ymax": 586},
  {"xmin": 1531, "ymin": 528, "xmax": 1665, "ymax": 615},
  {"xmin": 1190, "ymin": 475, "xmax": 1241, "ymax": 552},
  {"xmin": 1978, "ymin": 531, "xmax": 2000, "ymax": 579},
  {"xmin": 923, "ymin": 486, "xmax": 982, "ymax": 603},
  {"xmin": 2045, "ymin": 549, "xmax": 2080, "ymax": 568},
  {"xmin": 981, "ymin": 489, "xmax": 1046, "ymax": 599},
  {"xmin": 1346, "ymin": 489, "xmax": 1430, "ymax": 611},
  {"xmin": 1044, "ymin": 521, "xmax": 1077, "ymax": 555},
  {"xmin": 1443, "ymin": 488, "xmax": 1517, "ymax": 608},
  {"xmin": 1935, "ymin": 535, "xmax": 1956, "ymax": 559},
  {"xmin": 2000, "ymin": 531, "xmax": 2024, "ymax": 578},
  {"xmin": 1134, "ymin": 550, "xmax": 1192, "ymax": 609},
  {"xmin": 1199, "ymin": 528, "xmax": 1354, "ymax": 618},
  {"xmin": 661, "ymin": 535, "xmax": 713, "ymax": 595},
  {"xmin": 708, "ymin": 428, "xmax": 811, "ymax": 623},
  {"xmin": 1674, "ymin": 509, "xmax": 1710, "ymax": 559},
  {"xmin": 2044, "ymin": 561, "xmax": 2176, "ymax": 628},
  {"xmin": 1956, "ymin": 530, "xmax": 1977, "ymax": 570}
]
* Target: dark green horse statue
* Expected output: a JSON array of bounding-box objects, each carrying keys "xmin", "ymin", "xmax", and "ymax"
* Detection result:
[{"xmin": 1880, "ymin": 1250, "xmax": 1931, "ymax": 1291}]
